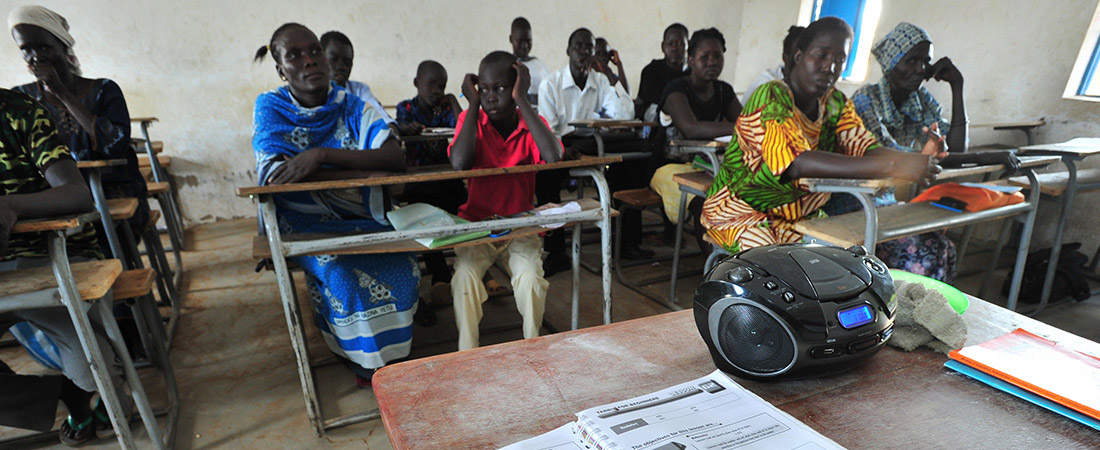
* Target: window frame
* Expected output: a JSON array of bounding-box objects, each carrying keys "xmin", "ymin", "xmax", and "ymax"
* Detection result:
[
  {"xmin": 1064, "ymin": 0, "xmax": 1100, "ymax": 101},
  {"xmin": 806, "ymin": 0, "xmax": 883, "ymax": 83}
]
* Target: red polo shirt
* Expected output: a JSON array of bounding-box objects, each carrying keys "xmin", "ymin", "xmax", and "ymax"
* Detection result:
[{"xmin": 448, "ymin": 108, "xmax": 558, "ymax": 221}]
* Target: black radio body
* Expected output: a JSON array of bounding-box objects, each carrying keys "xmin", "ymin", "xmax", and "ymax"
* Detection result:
[{"xmin": 693, "ymin": 243, "xmax": 897, "ymax": 380}]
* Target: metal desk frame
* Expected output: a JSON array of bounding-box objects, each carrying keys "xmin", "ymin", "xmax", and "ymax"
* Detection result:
[
  {"xmin": 0, "ymin": 213, "xmax": 177, "ymax": 449},
  {"xmin": 238, "ymin": 158, "xmax": 619, "ymax": 437}
]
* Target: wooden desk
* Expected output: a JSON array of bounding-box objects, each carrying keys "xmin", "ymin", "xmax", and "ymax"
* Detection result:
[
  {"xmin": 568, "ymin": 120, "xmax": 656, "ymax": 160},
  {"xmin": 972, "ymin": 119, "xmax": 1046, "ymax": 146},
  {"xmin": 396, "ymin": 128, "xmax": 454, "ymax": 143},
  {"xmin": 1, "ymin": 212, "xmax": 172, "ymax": 449},
  {"xmin": 1010, "ymin": 138, "xmax": 1100, "ymax": 313},
  {"xmin": 373, "ymin": 298, "xmax": 1100, "ymax": 450},
  {"xmin": 238, "ymin": 156, "xmax": 622, "ymax": 437},
  {"xmin": 797, "ymin": 156, "xmax": 1060, "ymax": 311},
  {"xmin": 668, "ymin": 138, "xmax": 728, "ymax": 170}
]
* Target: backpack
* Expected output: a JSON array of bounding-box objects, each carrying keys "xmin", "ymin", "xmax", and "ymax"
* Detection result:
[{"xmin": 1001, "ymin": 243, "xmax": 1091, "ymax": 303}]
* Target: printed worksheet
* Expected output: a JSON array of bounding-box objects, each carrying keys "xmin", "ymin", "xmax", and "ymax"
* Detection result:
[{"xmin": 573, "ymin": 370, "xmax": 844, "ymax": 450}]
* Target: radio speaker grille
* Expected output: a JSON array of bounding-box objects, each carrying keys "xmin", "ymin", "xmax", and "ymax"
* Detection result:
[{"xmin": 717, "ymin": 304, "xmax": 795, "ymax": 374}]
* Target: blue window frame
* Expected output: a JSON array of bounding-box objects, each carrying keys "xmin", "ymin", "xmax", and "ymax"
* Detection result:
[
  {"xmin": 1077, "ymin": 34, "xmax": 1100, "ymax": 96},
  {"xmin": 810, "ymin": 0, "xmax": 880, "ymax": 81}
]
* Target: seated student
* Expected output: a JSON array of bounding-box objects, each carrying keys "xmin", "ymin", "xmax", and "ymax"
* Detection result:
[
  {"xmin": 320, "ymin": 30, "xmax": 396, "ymax": 126},
  {"xmin": 650, "ymin": 28, "xmax": 742, "ymax": 248},
  {"xmin": 253, "ymin": 23, "xmax": 420, "ymax": 387},
  {"xmin": 9, "ymin": 5, "xmax": 148, "ymax": 250},
  {"xmin": 394, "ymin": 60, "xmax": 467, "ymax": 303},
  {"xmin": 594, "ymin": 37, "xmax": 629, "ymax": 94},
  {"xmin": 835, "ymin": 22, "xmax": 1016, "ymax": 282},
  {"xmin": 742, "ymin": 25, "xmax": 804, "ymax": 104},
  {"xmin": 509, "ymin": 17, "xmax": 550, "ymax": 106},
  {"xmin": 538, "ymin": 27, "xmax": 652, "ymax": 271},
  {"xmin": 0, "ymin": 87, "xmax": 128, "ymax": 446},
  {"xmin": 701, "ymin": 18, "xmax": 944, "ymax": 258},
  {"xmin": 448, "ymin": 51, "xmax": 562, "ymax": 351},
  {"xmin": 636, "ymin": 23, "xmax": 689, "ymax": 121}
]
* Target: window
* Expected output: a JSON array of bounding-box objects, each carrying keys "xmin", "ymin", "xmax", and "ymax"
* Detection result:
[
  {"xmin": 1064, "ymin": 0, "xmax": 1100, "ymax": 101},
  {"xmin": 808, "ymin": 0, "xmax": 883, "ymax": 82}
]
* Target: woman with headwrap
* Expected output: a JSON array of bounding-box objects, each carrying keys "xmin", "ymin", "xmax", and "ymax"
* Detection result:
[
  {"xmin": 8, "ymin": 5, "xmax": 148, "ymax": 246},
  {"xmin": 701, "ymin": 18, "xmax": 944, "ymax": 261}
]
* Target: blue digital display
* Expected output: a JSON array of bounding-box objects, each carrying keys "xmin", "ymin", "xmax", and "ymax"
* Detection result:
[{"xmin": 837, "ymin": 304, "xmax": 874, "ymax": 329}]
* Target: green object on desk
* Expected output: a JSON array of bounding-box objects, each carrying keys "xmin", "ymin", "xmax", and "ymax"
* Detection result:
[
  {"xmin": 889, "ymin": 269, "xmax": 968, "ymax": 314},
  {"xmin": 386, "ymin": 203, "xmax": 491, "ymax": 249}
]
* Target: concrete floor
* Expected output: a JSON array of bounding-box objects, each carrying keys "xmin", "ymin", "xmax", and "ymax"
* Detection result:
[{"xmin": 1, "ymin": 217, "xmax": 1098, "ymax": 449}]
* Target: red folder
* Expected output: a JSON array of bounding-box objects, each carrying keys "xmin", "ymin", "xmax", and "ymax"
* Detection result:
[{"xmin": 948, "ymin": 328, "xmax": 1100, "ymax": 420}]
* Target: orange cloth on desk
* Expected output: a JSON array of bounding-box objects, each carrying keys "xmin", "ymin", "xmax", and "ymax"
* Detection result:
[{"xmin": 911, "ymin": 183, "xmax": 1024, "ymax": 212}]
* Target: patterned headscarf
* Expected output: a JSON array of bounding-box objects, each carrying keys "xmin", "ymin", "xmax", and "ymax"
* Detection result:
[
  {"xmin": 870, "ymin": 22, "xmax": 931, "ymax": 76},
  {"xmin": 8, "ymin": 5, "xmax": 75, "ymax": 48}
]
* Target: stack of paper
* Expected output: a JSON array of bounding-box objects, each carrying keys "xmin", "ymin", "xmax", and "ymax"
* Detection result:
[
  {"xmin": 500, "ymin": 370, "xmax": 843, "ymax": 450},
  {"xmin": 945, "ymin": 328, "xmax": 1100, "ymax": 431},
  {"xmin": 385, "ymin": 203, "xmax": 489, "ymax": 249}
]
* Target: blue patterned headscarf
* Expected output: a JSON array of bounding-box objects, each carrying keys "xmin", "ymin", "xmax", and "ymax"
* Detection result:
[{"xmin": 871, "ymin": 22, "xmax": 931, "ymax": 76}]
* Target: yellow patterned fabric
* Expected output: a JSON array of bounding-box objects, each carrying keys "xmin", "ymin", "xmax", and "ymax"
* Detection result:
[{"xmin": 701, "ymin": 80, "xmax": 880, "ymax": 253}]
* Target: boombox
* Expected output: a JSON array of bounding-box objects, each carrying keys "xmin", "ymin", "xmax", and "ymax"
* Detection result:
[{"xmin": 693, "ymin": 243, "xmax": 896, "ymax": 380}]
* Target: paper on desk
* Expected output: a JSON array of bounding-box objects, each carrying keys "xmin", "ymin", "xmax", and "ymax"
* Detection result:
[
  {"xmin": 573, "ymin": 370, "xmax": 844, "ymax": 450},
  {"xmin": 499, "ymin": 423, "xmax": 586, "ymax": 450},
  {"xmin": 536, "ymin": 201, "xmax": 581, "ymax": 229}
]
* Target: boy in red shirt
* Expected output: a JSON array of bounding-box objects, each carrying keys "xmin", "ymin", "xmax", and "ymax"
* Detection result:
[{"xmin": 448, "ymin": 51, "xmax": 563, "ymax": 350}]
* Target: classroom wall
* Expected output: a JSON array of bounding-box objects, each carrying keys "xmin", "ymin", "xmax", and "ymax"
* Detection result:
[
  {"xmin": 0, "ymin": 0, "xmax": 742, "ymax": 225},
  {"xmin": 729, "ymin": 0, "xmax": 1100, "ymax": 252}
]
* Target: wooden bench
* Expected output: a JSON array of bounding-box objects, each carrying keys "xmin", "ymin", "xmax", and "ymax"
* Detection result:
[
  {"xmin": 112, "ymin": 268, "xmax": 156, "ymax": 301},
  {"xmin": 0, "ymin": 259, "xmax": 121, "ymax": 300},
  {"xmin": 107, "ymin": 198, "xmax": 139, "ymax": 221},
  {"xmin": 1007, "ymin": 168, "xmax": 1100, "ymax": 196},
  {"xmin": 147, "ymin": 209, "xmax": 161, "ymax": 229},
  {"xmin": 612, "ymin": 187, "xmax": 662, "ymax": 208},
  {"xmin": 147, "ymin": 181, "xmax": 170, "ymax": 195},
  {"xmin": 138, "ymin": 154, "xmax": 171, "ymax": 168},
  {"xmin": 131, "ymin": 139, "xmax": 164, "ymax": 155}
]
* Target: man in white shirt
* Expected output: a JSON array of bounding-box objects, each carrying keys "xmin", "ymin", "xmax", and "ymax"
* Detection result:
[
  {"xmin": 321, "ymin": 30, "xmax": 396, "ymax": 125},
  {"xmin": 538, "ymin": 28, "xmax": 633, "ymax": 137},
  {"xmin": 510, "ymin": 17, "xmax": 550, "ymax": 106},
  {"xmin": 536, "ymin": 28, "xmax": 653, "ymax": 272}
]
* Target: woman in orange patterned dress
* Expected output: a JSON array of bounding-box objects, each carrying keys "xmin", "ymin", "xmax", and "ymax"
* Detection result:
[{"xmin": 702, "ymin": 17, "xmax": 945, "ymax": 254}]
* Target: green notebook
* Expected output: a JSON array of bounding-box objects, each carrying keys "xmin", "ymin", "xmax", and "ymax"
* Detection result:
[{"xmin": 386, "ymin": 203, "xmax": 491, "ymax": 249}]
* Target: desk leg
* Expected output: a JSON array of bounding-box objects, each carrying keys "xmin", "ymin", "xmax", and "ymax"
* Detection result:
[
  {"xmin": 855, "ymin": 192, "xmax": 879, "ymax": 252},
  {"xmin": 88, "ymin": 170, "xmax": 127, "ymax": 266},
  {"xmin": 571, "ymin": 167, "xmax": 613, "ymax": 325},
  {"xmin": 594, "ymin": 130, "xmax": 605, "ymax": 158},
  {"xmin": 1005, "ymin": 169, "xmax": 1041, "ymax": 312},
  {"xmin": 260, "ymin": 198, "xmax": 326, "ymax": 437},
  {"xmin": 47, "ymin": 232, "xmax": 138, "ymax": 449},
  {"xmin": 95, "ymin": 297, "xmax": 165, "ymax": 449},
  {"xmin": 1035, "ymin": 156, "xmax": 1078, "ymax": 315},
  {"xmin": 669, "ymin": 188, "xmax": 690, "ymax": 305},
  {"xmin": 571, "ymin": 224, "xmax": 581, "ymax": 330}
]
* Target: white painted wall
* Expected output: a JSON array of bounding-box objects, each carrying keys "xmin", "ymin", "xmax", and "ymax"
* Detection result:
[{"xmin": 0, "ymin": 0, "xmax": 741, "ymax": 224}]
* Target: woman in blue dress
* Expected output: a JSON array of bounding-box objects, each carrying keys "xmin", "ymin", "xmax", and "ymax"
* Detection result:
[{"xmin": 252, "ymin": 23, "xmax": 420, "ymax": 386}]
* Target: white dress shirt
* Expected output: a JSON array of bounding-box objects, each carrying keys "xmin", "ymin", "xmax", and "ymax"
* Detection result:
[
  {"xmin": 537, "ymin": 66, "xmax": 634, "ymax": 137},
  {"xmin": 742, "ymin": 64, "xmax": 785, "ymax": 104},
  {"xmin": 521, "ymin": 57, "xmax": 550, "ymax": 97},
  {"xmin": 346, "ymin": 80, "xmax": 396, "ymax": 124}
]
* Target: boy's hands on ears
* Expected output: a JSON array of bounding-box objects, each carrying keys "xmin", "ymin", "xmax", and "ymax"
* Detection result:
[
  {"xmin": 461, "ymin": 74, "xmax": 480, "ymax": 107},
  {"xmin": 512, "ymin": 61, "xmax": 531, "ymax": 102}
]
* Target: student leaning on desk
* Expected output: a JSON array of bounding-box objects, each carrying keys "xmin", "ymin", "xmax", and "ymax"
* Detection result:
[
  {"xmin": 252, "ymin": 23, "xmax": 422, "ymax": 388},
  {"xmin": 700, "ymin": 18, "xmax": 947, "ymax": 270},
  {"xmin": 0, "ymin": 87, "xmax": 130, "ymax": 447},
  {"xmin": 448, "ymin": 51, "xmax": 563, "ymax": 351}
]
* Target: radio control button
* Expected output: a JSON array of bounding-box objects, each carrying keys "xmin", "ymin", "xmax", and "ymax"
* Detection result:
[
  {"xmin": 726, "ymin": 266, "xmax": 754, "ymax": 283},
  {"xmin": 810, "ymin": 345, "xmax": 844, "ymax": 358},
  {"xmin": 764, "ymin": 281, "xmax": 778, "ymax": 290},
  {"xmin": 847, "ymin": 337, "xmax": 879, "ymax": 354},
  {"xmin": 782, "ymin": 291, "xmax": 796, "ymax": 303}
]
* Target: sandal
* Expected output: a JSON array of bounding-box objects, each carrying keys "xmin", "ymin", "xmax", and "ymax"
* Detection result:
[
  {"xmin": 486, "ymin": 279, "xmax": 508, "ymax": 297},
  {"xmin": 59, "ymin": 414, "xmax": 96, "ymax": 447},
  {"xmin": 92, "ymin": 399, "xmax": 115, "ymax": 439}
]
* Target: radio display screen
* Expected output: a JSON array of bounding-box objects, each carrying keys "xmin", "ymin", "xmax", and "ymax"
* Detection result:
[{"xmin": 837, "ymin": 304, "xmax": 875, "ymax": 329}]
